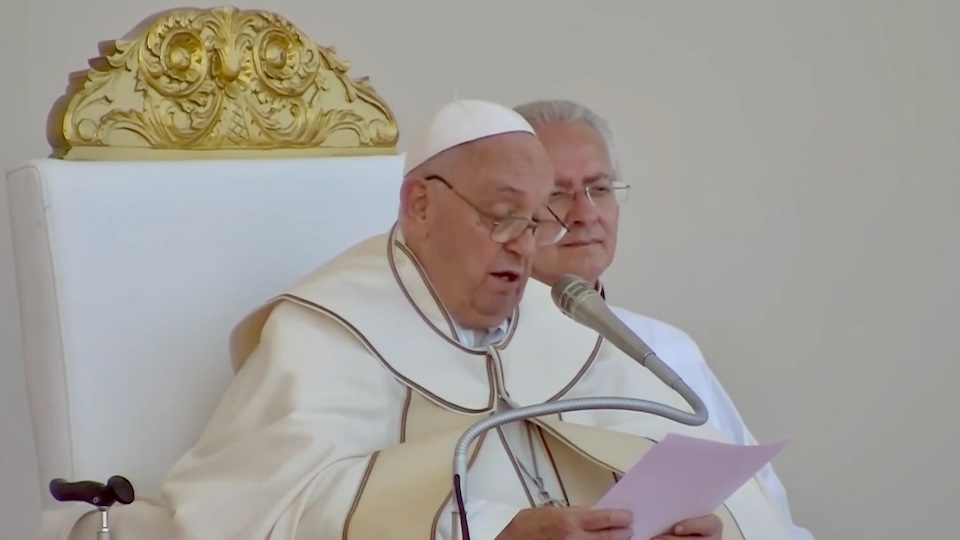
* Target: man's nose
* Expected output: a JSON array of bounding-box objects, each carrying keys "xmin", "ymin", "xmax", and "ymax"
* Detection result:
[
  {"xmin": 504, "ymin": 228, "xmax": 537, "ymax": 258},
  {"xmin": 566, "ymin": 190, "xmax": 599, "ymax": 224}
]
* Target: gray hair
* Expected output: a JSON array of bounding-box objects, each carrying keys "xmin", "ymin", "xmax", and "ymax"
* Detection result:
[{"xmin": 512, "ymin": 99, "xmax": 621, "ymax": 180}]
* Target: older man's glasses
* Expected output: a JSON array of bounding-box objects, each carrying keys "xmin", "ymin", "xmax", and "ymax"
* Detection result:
[
  {"xmin": 424, "ymin": 175, "xmax": 568, "ymax": 246},
  {"xmin": 547, "ymin": 180, "xmax": 631, "ymax": 215}
]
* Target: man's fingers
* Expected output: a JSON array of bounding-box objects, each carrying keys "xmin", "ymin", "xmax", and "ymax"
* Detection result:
[
  {"xmin": 591, "ymin": 528, "xmax": 634, "ymax": 540},
  {"xmin": 672, "ymin": 514, "xmax": 720, "ymax": 535},
  {"xmin": 579, "ymin": 508, "xmax": 634, "ymax": 531}
]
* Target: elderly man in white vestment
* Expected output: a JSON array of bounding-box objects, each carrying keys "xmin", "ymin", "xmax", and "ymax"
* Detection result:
[
  {"xmin": 513, "ymin": 99, "xmax": 814, "ymax": 540},
  {"xmin": 158, "ymin": 99, "xmax": 798, "ymax": 540}
]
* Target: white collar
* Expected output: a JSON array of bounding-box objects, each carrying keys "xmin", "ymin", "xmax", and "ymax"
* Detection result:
[{"xmin": 450, "ymin": 317, "xmax": 510, "ymax": 348}]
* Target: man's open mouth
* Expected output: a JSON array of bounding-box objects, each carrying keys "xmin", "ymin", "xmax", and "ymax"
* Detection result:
[{"xmin": 491, "ymin": 271, "xmax": 520, "ymax": 283}]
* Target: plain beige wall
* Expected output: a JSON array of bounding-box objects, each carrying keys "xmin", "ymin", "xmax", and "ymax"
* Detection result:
[{"xmin": 2, "ymin": 0, "xmax": 958, "ymax": 538}]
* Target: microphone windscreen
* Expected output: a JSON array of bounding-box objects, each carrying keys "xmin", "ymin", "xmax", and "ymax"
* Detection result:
[{"xmin": 551, "ymin": 274, "xmax": 596, "ymax": 317}]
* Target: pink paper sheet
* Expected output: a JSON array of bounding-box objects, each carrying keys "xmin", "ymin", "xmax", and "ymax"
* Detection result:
[{"xmin": 594, "ymin": 433, "xmax": 789, "ymax": 539}]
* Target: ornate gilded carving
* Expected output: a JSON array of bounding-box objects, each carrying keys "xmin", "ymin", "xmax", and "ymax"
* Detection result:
[{"xmin": 48, "ymin": 6, "xmax": 399, "ymax": 160}]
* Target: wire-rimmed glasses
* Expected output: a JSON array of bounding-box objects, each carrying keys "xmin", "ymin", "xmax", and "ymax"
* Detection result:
[
  {"xmin": 424, "ymin": 175, "xmax": 568, "ymax": 246},
  {"xmin": 546, "ymin": 180, "xmax": 631, "ymax": 216}
]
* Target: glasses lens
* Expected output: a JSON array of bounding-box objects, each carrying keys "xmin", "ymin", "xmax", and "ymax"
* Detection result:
[
  {"xmin": 490, "ymin": 220, "xmax": 525, "ymax": 244},
  {"xmin": 534, "ymin": 221, "xmax": 567, "ymax": 246},
  {"xmin": 490, "ymin": 219, "xmax": 567, "ymax": 246},
  {"xmin": 612, "ymin": 185, "xmax": 630, "ymax": 204},
  {"xmin": 547, "ymin": 194, "xmax": 573, "ymax": 215}
]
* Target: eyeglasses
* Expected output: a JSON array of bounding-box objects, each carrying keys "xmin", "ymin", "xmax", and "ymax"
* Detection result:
[
  {"xmin": 424, "ymin": 175, "xmax": 568, "ymax": 246},
  {"xmin": 547, "ymin": 180, "xmax": 631, "ymax": 215}
]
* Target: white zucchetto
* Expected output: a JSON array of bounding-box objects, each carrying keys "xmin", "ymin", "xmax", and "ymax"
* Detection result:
[{"xmin": 402, "ymin": 99, "xmax": 537, "ymax": 176}]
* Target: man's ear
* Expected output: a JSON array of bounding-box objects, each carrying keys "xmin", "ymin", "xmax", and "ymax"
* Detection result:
[{"xmin": 399, "ymin": 177, "xmax": 430, "ymax": 226}]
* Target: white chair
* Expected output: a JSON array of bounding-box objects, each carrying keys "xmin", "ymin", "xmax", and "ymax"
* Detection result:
[{"xmin": 5, "ymin": 7, "xmax": 403, "ymax": 539}]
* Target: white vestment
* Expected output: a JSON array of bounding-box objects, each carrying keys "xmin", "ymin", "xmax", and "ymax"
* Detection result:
[
  {"xmin": 607, "ymin": 305, "xmax": 813, "ymax": 540},
  {"xmin": 35, "ymin": 226, "xmax": 797, "ymax": 540}
]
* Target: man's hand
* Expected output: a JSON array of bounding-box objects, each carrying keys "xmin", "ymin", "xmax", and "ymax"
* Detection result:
[
  {"xmin": 495, "ymin": 506, "xmax": 634, "ymax": 540},
  {"xmin": 653, "ymin": 514, "xmax": 723, "ymax": 539}
]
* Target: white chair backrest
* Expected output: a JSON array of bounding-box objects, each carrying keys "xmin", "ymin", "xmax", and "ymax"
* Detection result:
[{"xmin": 6, "ymin": 156, "xmax": 403, "ymax": 507}]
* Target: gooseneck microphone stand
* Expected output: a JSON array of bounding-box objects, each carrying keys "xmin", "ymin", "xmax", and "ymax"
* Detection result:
[
  {"xmin": 49, "ymin": 475, "xmax": 136, "ymax": 540},
  {"xmin": 450, "ymin": 394, "xmax": 709, "ymax": 540},
  {"xmin": 450, "ymin": 275, "xmax": 712, "ymax": 540}
]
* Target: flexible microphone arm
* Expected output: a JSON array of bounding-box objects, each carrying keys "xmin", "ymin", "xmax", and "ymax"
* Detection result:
[
  {"xmin": 450, "ymin": 275, "xmax": 709, "ymax": 540},
  {"xmin": 450, "ymin": 397, "xmax": 707, "ymax": 540}
]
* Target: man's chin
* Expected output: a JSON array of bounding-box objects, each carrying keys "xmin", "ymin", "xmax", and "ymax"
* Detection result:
[
  {"xmin": 556, "ymin": 259, "xmax": 605, "ymax": 286},
  {"xmin": 476, "ymin": 279, "xmax": 525, "ymax": 305}
]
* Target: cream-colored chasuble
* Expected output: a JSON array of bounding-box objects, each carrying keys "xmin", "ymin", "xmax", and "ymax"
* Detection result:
[{"xmin": 160, "ymin": 225, "xmax": 793, "ymax": 540}]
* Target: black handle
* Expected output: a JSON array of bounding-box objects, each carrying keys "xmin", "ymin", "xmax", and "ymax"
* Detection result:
[{"xmin": 49, "ymin": 476, "xmax": 135, "ymax": 507}]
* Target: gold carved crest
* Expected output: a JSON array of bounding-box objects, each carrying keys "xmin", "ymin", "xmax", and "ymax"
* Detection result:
[{"xmin": 48, "ymin": 6, "xmax": 399, "ymax": 160}]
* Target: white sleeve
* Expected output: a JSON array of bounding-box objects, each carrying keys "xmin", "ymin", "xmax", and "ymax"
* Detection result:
[
  {"xmin": 434, "ymin": 499, "xmax": 521, "ymax": 540},
  {"xmin": 611, "ymin": 306, "xmax": 813, "ymax": 540},
  {"xmin": 161, "ymin": 301, "xmax": 404, "ymax": 540},
  {"xmin": 698, "ymin": 363, "xmax": 814, "ymax": 540}
]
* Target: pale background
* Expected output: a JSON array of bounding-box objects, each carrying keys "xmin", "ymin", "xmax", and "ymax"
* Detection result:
[{"xmin": 1, "ymin": 1, "xmax": 957, "ymax": 538}]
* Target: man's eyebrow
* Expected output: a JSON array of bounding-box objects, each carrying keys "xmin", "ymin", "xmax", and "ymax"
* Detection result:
[
  {"xmin": 584, "ymin": 173, "xmax": 613, "ymax": 185},
  {"xmin": 480, "ymin": 185, "xmax": 544, "ymax": 217},
  {"xmin": 555, "ymin": 173, "xmax": 612, "ymax": 188},
  {"xmin": 494, "ymin": 184, "xmax": 526, "ymax": 195},
  {"xmin": 478, "ymin": 184, "xmax": 527, "ymax": 207}
]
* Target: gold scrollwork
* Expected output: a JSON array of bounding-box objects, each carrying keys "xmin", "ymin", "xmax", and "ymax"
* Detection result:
[{"xmin": 48, "ymin": 6, "xmax": 400, "ymax": 160}]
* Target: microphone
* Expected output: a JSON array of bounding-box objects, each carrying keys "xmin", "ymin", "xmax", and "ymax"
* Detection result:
[
  {"xmin": 449, "ymin": 274, "xmax": 709, "ymax": 540},
  {"xmin": 551, "ymin": 274, "xmax": 708, "ymax": 412}
]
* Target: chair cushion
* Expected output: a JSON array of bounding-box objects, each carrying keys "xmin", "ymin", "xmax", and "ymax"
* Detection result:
[{"xmin": 5, "ymin": 155, "xmax": 403, "ymax": 506}]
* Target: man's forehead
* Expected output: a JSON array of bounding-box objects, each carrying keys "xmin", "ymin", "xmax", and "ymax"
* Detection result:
[
  {"xmin": 468, "ymin": 173, "xmax": 552, "ymax": 214},
  {"xmin": 463, "ymin": 173, "xmax": 532, "ymax": 199},
  {"xmin": 485, "ymin": 182, "xmax": 535, "ymax": 198},
  {"xmin": 455, "ymin": 136, "xmax": 551, "ymax": 187}
]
